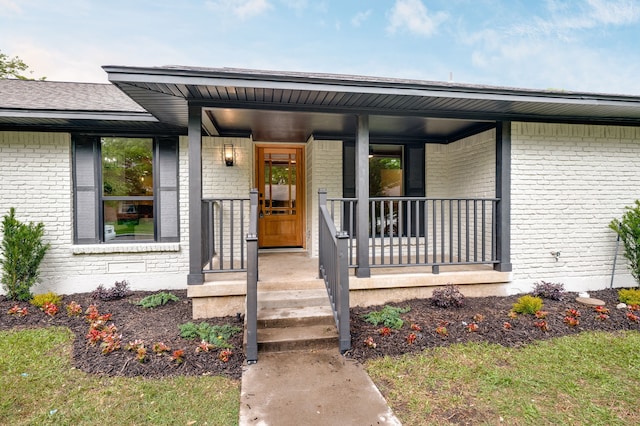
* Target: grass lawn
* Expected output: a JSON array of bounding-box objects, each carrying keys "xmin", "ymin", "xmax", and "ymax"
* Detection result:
[
  {"xmin": 367, "ymin": 330, "xmax": 640, "ymax": 426},
  {"xmin": 0, "ymin": 327, "xmax": 240, "ymax": 425}
]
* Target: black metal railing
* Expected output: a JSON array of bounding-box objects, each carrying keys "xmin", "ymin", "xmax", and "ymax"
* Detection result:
[
  {"xmin": 201, "ymin": 197, "xmax": 251, "ymax": 273},
  {"xmin": 245, "ymin": 189, "xmax": 259, "ymax": 363},
  {"xmin": 319, "ymin": 190, "xmax": 351, "ymax": 353},
  {"xmin": 327, "ymin": 196, "xmax": 500, "ymax": 271}
]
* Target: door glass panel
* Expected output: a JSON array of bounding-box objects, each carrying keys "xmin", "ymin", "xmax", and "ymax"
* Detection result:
[{"xmin": 263, "ymin": 152, "xmax": 296, "ymax": 216}]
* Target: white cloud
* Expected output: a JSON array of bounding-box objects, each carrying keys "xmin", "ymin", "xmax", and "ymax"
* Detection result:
[
  {"xmin": 351, "ymin": 9, "xmax": 372, "ymax": 27},
  {"xmin": 205, "ymin": 0, "xmax": 272, "ymax": 20},
  {"xmin": 512, "ymin": 0, "xmax": 640, "ymax": 38},
  {"xmin": 386, "ymin": 0, "xmax": 448, "ymax": 36},
  {"xmin": 0, "ymin": 0, "xmax": 21, "ymax": 16}
]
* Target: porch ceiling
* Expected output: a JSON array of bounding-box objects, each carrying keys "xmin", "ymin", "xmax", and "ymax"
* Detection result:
[{"xmin": 104, "ymin": 65, "xmax": 640, "ymax": 143}]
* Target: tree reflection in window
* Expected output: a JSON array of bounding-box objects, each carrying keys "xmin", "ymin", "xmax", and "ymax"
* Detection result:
[{"xmin": 102, "ymin": 138, "xmax": 153, "ymax": 197}]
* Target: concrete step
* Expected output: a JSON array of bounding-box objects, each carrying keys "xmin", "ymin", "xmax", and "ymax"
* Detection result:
[
  {"xmin": 256, "ymin": 324, "xmax": 339, "ymax": 352},
  {"xmin": 258, "ymin": 288, "xmax": 329, "ymax": 310},
  {"xmin": 258, "ymin": 305, "xmax": 335, "ymax": 328}
]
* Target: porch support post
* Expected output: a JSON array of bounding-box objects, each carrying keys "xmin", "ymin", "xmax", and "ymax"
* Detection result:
[
  {"xmin": 188, "ymin": 104, "xmax": 205, "ymax": 284},
  {"xmin": 495, "ymin": 121, "xmax": 512, "ymax": 272},
  {"xmin": 355, "ymin": 114, "xmax": 370, "ymax": 277}
]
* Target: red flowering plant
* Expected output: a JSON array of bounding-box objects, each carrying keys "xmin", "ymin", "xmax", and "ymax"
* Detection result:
[
  {"xmin": 410, "ymin": 323, "xmax": 422, "ymax": 332},
  {"xmin": 563, "ymin": 316, "xmax": 579, "ymax": 327},
  {"xmin": 472, "ymin": 314, "xmax": 484, "ymax": 322},
  {"xmin": 378, "ymin": 327, "xmax": 392, "ymax": 337},
  {"xmin": 125, "ymin": 339, "xmax": 147, "ymax": 362},
  {"xmin": 42, "ymin": 302, "xmax": 58, "ymax": 317},
  {"xmin": 406, "ymin": 332, "xmax": 417, "ymax": 344},
  {"xmin": 594, "ymin": 306, "xmax": 609, "ymax": 314},
  {"xmin": 152, "ymin": 342, "xmax": 170, "ymax": 355},
  {"xmin": 534, "ymin": 310, "xmax": 548, "ymax": 319},
  {"xmin": 566, "ymin": 308, "xmax": 581, "ymax": 318},
  {"xmin": 7, "ymin": 305, "xmax": 28, "ymax": 316},
  {"xmin": 218, "ymin": 349, "xmax": 233, "ymax": 363},
  {"xmin": 170, "ymin": 349, "xmax": 185, "ymax": 364},
  {"xmin": 66, "ymin": 301, "xmax": 82, "ymax": 317},
  {"xmin": 627, "ymin": 311, "xmax": 639, "ymax": 322},
  {"xmin": 467, "ymin": 323, "xmax": 479, "ymax": 332},
  {"xmin": 435, "ymin": 326, "xmax": 448, "ymax": 337},
  {"xmin": 503, "ymin": 322, "xmax": 513, "ymax": 330},
  {"xmin": 534, "ymin": 320, "xmax": 549, "ymax": 332},
  {"xmin": 196, "ymin": 340, "xmax": 215, "ymax": 353},
  {"xmin": 364, "ymin": 336, "xmax": 377, "ymax": 348}
]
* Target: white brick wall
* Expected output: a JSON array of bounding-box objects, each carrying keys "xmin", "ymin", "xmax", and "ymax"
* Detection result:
[
  {"xmin": 0, "ymin": 131, "xmax": 190, "ymax": 295},
  {"xmin": 425, "ymin": 130, "xmax": 496, "ymax": 260},
  {"xmin": 426, "ymin": 129, "xmax": 495, "ymax": 197},
  {"xmin": 306, "ymin": 137, "xmax": 343, "ymax": 257},
  {"xmin": 510, "ymin": 122, "xmax": 640, "ymax": 292}
]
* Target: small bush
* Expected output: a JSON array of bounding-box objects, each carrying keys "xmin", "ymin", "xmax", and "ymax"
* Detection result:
[
  {"xmin": 136, "ymin": 292, "xmax": 179, "ymax": 308},
  {"xmin": 179, "ymin": 322, "xmax": 241, "ymax": 348},
  {"xmin": 361, "ymin": 305, "xmax": 410, "ymax": 329},
  {"xmin": 30, "ymin": 292, "xmax": 62, "ymax": 308},
  {"xmin": 531, "ymin": 281, "xmax": 565, "ymax": 300},
  {"xmin": 610, "ymin": 200, "xmax": 640, "ymax": 285},
  {"xmin": 618, "ymin": 288, "xmax": 640, "ymax": 306},
  {"xmin": 92, "ymin": 280, "xmax": 132, "ymax": 301},
  {"xmin": 431, "ymin": 285, "xmax": 465, "ymax": 308},
  {"xmin": 512, "ymin": 295, "xmax": 544, "ymax": 315},
  {"xmin": 0, "ymin": 208, "xmax": 50, "ymax": 301}
]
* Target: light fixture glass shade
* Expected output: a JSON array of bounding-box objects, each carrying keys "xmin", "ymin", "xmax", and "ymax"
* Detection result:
[{"xmin": 224, "ymin": 144, "xmax": 234, "ymax": 166}]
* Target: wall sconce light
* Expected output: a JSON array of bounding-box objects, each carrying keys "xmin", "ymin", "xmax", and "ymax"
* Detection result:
[{"xmin": 223, "ymin": 144, "xmax": 235, "ymax": 166}]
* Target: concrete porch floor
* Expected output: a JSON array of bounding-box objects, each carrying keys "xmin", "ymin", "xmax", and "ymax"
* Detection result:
[{"xmin": 187, "ymin": 251, "xmax": 511, "ymax": 318}]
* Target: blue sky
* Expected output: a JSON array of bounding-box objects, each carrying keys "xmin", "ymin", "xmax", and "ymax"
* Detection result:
[{"xmin": 2, "ymin": 0, "xmax": 640, "ymax": 94}]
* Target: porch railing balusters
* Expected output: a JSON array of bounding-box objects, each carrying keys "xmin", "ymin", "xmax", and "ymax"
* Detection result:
[
  {"xmin": 326, "ymin": 196, "xmax": 500, "ymax": 270},
  {"xmin": 201, "ymin": 196, "xmax": 251, "ymax": 273},
  {"xmin": 318, "ymin": 190, "xmax": 351, "ymax": 353}
]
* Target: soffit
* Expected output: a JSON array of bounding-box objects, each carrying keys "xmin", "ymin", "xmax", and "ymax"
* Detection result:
[{"xmin": 104, "ymin": 66, "xmax": 640, "ymax": 143}]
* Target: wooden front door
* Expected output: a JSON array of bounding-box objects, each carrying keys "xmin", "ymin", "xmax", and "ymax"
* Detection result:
[{"xmin": 256, "ymin": 146, "xmax": 305, "ymax": 248}]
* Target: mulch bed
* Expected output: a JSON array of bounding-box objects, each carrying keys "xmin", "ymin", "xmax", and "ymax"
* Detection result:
[{"xmin": 1, "ymin": 288, "xmax": 638, "ymax": 380}]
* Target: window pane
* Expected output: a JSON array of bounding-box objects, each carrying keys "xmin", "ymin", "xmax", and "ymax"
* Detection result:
[
  {"xmin": 369, "ymin": 145, "xmax": 403, "ymax": 197},
  {"xmin": 102, "ymin": 137, "xmax": 153, "ymax": 196},
  {"xmin": 104, "ymin": 200, "xmax": 154, "ymax": 241}
]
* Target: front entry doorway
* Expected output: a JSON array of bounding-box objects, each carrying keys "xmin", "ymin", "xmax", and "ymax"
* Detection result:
[{"xmin": 256, "ymin": 145, "xmax": 305, "ymax": 248}]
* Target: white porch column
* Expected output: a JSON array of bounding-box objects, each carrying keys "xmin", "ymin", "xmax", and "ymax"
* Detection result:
[{"xmin": 188, "ymin": 104, "xmax": 204, "ymax": 284}]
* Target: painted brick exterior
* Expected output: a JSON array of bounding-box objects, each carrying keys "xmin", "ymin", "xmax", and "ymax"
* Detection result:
[
  {"xmin": 306, "ymin": 137, "xmax": 343, "ymax": 257},
  {"xmin": 0, "ymin": 131, "xmax": 190, "ymax": 295},
  {"xmin": 4, "ymin": 122, "xmax": 640, "ymax": 296},
  {"xmin": 510, "ymin": 122, "xmax": 640, "ymax": 292},
  {"xmin": 425, "ymin": 130, "xmax": 496, "ymax": 261}
]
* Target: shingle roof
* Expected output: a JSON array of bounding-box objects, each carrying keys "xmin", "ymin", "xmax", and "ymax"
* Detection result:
[{"xmin": 0, "ymin": 79, "xmax": 146, "ymax": 113}]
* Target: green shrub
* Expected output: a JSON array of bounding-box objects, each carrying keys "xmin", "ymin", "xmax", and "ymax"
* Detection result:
[
  {"xmin": 610, "ymin": 200, "xmax": 640, "ymax": 285},
  {"xmin": 362, "ymin": 305, "xmax": 410, "ymax": 329},
  {"xmin": 512, "ymin": 295, "xmax": 544, "ymax": 315},
  {"xmin": 618, "ymin": 288, "xmax": 640, "ymax": 306},
  {"xmin": 30, "ymin": 292, "xmax": 62, "ymax": 308},
  {"xmin": 178, "ymin": 322, "xmax": 241, "ymax": 348},
  {"xmin": 136, "ymin": 292, "xmax": 179, "ymax": 308},
  {"xmin": 0, "ymin": 208, "xmax": 50, "ymax": 301}
]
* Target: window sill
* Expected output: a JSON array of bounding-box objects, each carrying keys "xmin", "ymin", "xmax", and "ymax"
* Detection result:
[{"xmin": 72, "ymin": 243, "xmax": 181, "ymax": 255}]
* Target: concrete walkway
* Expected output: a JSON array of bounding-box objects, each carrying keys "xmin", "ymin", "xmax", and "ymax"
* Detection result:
[{"xmin": 239, "ymin": 349, "xmax": 402, "ymax": 426}]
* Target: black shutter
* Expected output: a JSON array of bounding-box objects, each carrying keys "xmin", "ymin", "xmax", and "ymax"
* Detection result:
[
  {"xmin": 73, "ymin": 136, "xmax": 100, "ymax": 243},
  {"xmin": 156, "ymin": 137, "xmax": 179, "ymax": 242}
]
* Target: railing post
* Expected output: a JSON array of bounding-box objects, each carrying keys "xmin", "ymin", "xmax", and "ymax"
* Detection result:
[
  {"xmin": 336, "ymin": 231, "xmax": 351, "ymax": 353},
  {"xmin": 318, "ymin": 189, "xmax": 327, "ymax": 278},
  {"xmin": 245, "ymin": 189, "xmax": 259, "ymax": 363}
]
